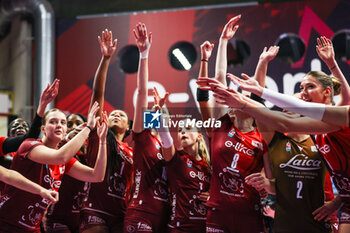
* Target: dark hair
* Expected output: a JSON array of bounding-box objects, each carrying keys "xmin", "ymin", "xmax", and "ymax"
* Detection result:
[
  {"xmin": 67, "ymin": 113, "xmax": 87, "ymax": 123},
  {"xmin": 42, "ymin": 108, "xmax": 66, "ymax": 125},
  {"xmin": 7, "ymin": 118, "xmax": 29, "ymax": 137}
]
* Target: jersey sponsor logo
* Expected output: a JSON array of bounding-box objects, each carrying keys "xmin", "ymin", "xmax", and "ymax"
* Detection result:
[
  {"xmin": 44, "ymin": 174, "xmax": 62, "ymax": 190},
  {"xmin": 286, "ymin": 141, "xmax": 291, "ymax": 152},
  {"xmin": 227, "ymin": 128, "xmax": 235, "ymax": 137},
  {"xmin": 311, "ymin": 145, "xmax": 318, "ymax": 152},
  {"xmin": 20, "ymin": 202, "xmax": 46, "ymax": 228},
  {"xmin": 252, "ymin": 140, "xmax": 263, "ymax": 150},
  {"xmin": 126, "ymin": 222, "xmax": 152, "ymax": 232},
  {"xmin": 187, "ymin": 158, "xmax": 193, "ymax": 168},
  {"xmin": 224, "ymin": 141, "xmax": 254, "ymax": 156},
  {"xmin": 316, "ymin": 144, "xmax": 331, "ymax": 155},
  {"xmin": 0, "ymin": 195, "xmax": 9, "ymax": 208},
  {"xmin": 189, "ymin": 195, "xmax": 207, "ymax": 217},
  {"xmin": 279, "ymin": 154, "xmax": 322, "ymax": 170},
  {"xmin": 219, "ymin": 168, "xmax": 244, "ymax": 196},
  {"xmin": 30, "ymin": 141, "xmax": 40, "ymax": 145},
  {"xmin": 332, "ymin": 172, "xmax": 350, "ymax": 192},
  {"xmin": 119, "ymin": 149, "xmax": 134, "ymax": 165},
  {"xmin": 156, "ymin": 152, "xmax": 163, "ymax": 160},
  {"xmin": 87, "ymin": 215, "xmax": 106, "ymax": 224},
  {"xmin": 206, "ymin": 226, "xmax": 225, "ymax": 232},
  {"xmin": 155, "ymin": 141, "xmax": 161, "ymax": 150},
  {"xmin": 133, "ymin": 170, "xmax": 142, "ymax": 199},
  {"xmin": 189, "ymin": 170, "xmax": 210, "ymax": 182}
]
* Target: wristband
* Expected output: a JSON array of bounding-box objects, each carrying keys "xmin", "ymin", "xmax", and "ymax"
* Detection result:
[
  {"xmin": 330, "ymin": 65, "xmax": 336, "ymax": 70},
  {"xmin": 196, "ymin": 88, "xmax": 209, "ymax": 102},
  {"xmin": 86, "ymin": 125, "xmax": 93, "ymax": 131},
  {"xmin": 140, "ymin": 41, "xmax": 150, "ymax": 59},
  {"xmin": 201, "ymin": 59, "xmax": 208, "ymax": 62},
  {"xmin": 158, "ymin": 129, "xmax": 173, "ymax": 148}
]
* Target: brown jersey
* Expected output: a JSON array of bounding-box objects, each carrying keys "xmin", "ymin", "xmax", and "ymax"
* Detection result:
[{"xmin": 269, "ymin": 132, "xmax": 332, "ymax": 233}]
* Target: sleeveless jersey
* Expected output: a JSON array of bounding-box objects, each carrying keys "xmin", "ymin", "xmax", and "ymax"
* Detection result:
[
  {"xmin": 269, "ymin": 132, "xmax": 332, "ymax": 233},
  {"xmin": 82, "ymin": 130, "xmax": 133, "ymax": 217},
  {"xmin": 126, "ymin": 130, "xmax": 170, "ymax": 216},
  {"xmin": 0, "ymin": 139, "xmax": 76, "ymax": 232},
  {"xmin": 207, "ymin": 114, "xmax": 267, "ymax": 211},
  {"xmin": 166, "ymin": 150, "xmax": 211, "ymax": 228}
]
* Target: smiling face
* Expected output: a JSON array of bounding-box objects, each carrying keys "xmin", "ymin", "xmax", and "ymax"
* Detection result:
[
  {"xmin": 300, "ymin": 74, "xmax": 332, "ymax": 104},
  {"xmin": 9, "ymin": 118, "xmax": 29, "ymax": 137},
  {"xmin": 42, "ymin": 110, "xmax": 67, "ymax": 143},
  {"xmin": 108, "ymin": 110, "xmax": 129, "ymax": 132}
]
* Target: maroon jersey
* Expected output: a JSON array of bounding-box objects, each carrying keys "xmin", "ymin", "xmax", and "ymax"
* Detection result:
[
  {"xmin": 316, "ymin": 127, "xmax": 350, "ymax": 205},
  {"xmin": 45, "ymin": 152, "xmax": 86, "ymax": 230},
  {"xmin": 166, "ymin": 150, "xmax": 211, "ymax": 227},
  {"xmin": 0, "ymin": 139, "xmax": 76, "ymax": 232},
  {"xmin": 127, "ymin": 130, "xmax": 170, "ymax": 215},
  {"xmin": 207, "ymin": 114, "xmax": 267, "ymax": 210},
  {"xmin": 82, "ymin": 130, "xmax": 133, "ymax": 217},
  {"xmin": 0, "ymin": 137, "xmax": 5, "ymax": 156}
]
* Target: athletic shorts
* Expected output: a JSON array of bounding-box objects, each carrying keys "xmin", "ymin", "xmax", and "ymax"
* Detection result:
[
  {"xmin": 206, "ymin": 207, "xmax": 266, "ymax": 233},
  {"xmin": 79, "ymin": 209, "xmax": 124, "ymax": 233},
  {"xmin": 124, "ymin": 209, "xmax": 169, "ymax": 233}
]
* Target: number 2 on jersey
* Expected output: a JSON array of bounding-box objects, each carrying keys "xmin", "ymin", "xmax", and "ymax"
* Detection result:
[{"xmin": 296, "ymin": 181, "xmax": 303, "ymax": 199}]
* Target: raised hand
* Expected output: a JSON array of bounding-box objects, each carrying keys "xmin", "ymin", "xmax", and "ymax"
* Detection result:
[
  {"xmin": 227, "ymin": 73, "xmax": 263, "ymax": 96},
  {"xmin": 97, "ymin": 111, "xmax": 108, "ymax": 140},
  {"xmin": 212, "ymin": 86, "xmax": 246, "ymax": 109},
  {"xmin": 98, "ymin": 29, "xmax": 117, "ymax": 57},
  {"xmin": 316, "ymin": 36, "xmax": 335, "ymax": 66},
  {"xmin": 133, "ymin": 22, "xmax": 152, "ymax": 55},
  {"xmin": 153, "ymin": 87, "xmax": 169, "ymax": 111},
  {"xmin": 196, "ymin": 77, "xmax": 227, "ymax": 91},
  {"xmin": 40, "ymin": 189, "xmax": 59, "ymax": 205},
  {"xmin": 200, "ymin": 41, "xmax": 214, "ymax": 61},
  {"xmin": 220, "ymin": 15, "xmax": 241, "ymax": 40},
  {"xmin": 37, "ymin": 79, "xmax": 60, "ymax": 116},
  {"xmin": 259, "ymin": 46, "xmax": 279, "ymax": 63},
  {"xmin": 87, "ymin": 101, "xmax": 100, "ymax": 130}
]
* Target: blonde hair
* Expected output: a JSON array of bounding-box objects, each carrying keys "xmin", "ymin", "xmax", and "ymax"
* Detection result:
[
  {"xmin": 307, "ymin": 71, "xmax": 341, "ymax": 99},
  {"xmin": 197, "ymin": 135, "xmax": 211, "ymax": 167}
]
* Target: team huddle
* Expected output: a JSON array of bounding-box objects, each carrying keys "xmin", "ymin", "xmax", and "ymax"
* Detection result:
[{"xmin": 0, "ymin": 14, "xmax": 349, "ymax": 233}]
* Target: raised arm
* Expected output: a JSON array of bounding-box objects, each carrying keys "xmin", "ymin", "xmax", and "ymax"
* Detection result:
[
  {"xmin": 213, "ymin": 15, "xmax": 241, "ymax": 119},
  {"xmin": 198, "ymin": 78, "xmax": 340, "ymax": 134},
  {"xmin": 28, "ymin": 102, "xmax": 100, "ymax": 165},
  {"xmin": 228, "ymin": 74, "xmax": 350, "ymax": 127},
  {"xmin": 197, "ymin": 41, "xmax": 214, "ymax": 137},
  {"xmin": 133, "ymin": 22, "xmax": 152, "ymax": 133},
  {"xmin": 0, "ymin": 166, "xmax": 59, "ymax": 204},
  {"xmin": 88, "ymin": 29, "xmax": 117, "ymax": 117},
  {"xmin": 3, "ymin": 79, "xmax": 59, "ymax": 154},
  {"xmin": 252, "ymin": 46, "xmax": 279, "ymax": 144},
  {"xmin": 153, "ymin": 87, "xmax": 175, "ymax": 162},
  {"xmin": 66, "ymin": 111, "xmax": 108, "ymax": 182},
  {"xmin": 316, "ymin": 36, "xmax": 350, "ymax": 105}
]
